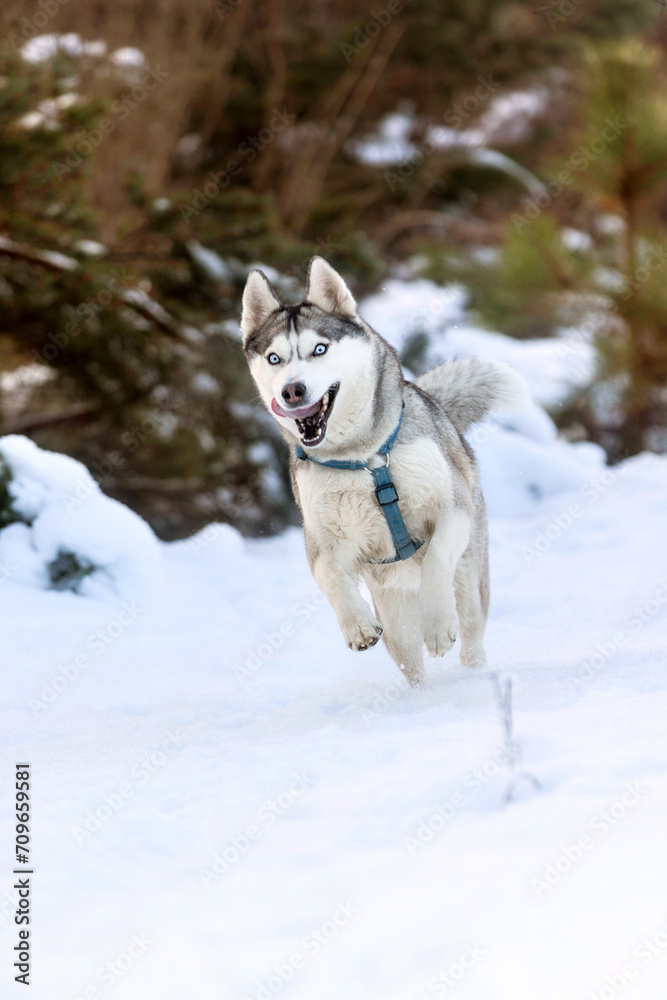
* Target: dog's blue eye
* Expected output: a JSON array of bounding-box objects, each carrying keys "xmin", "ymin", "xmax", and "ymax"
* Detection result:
[
  {"xmin": 267, "ymin": 353, "xmax": 280, "ymax": 365},
  {"xmin": 313, "ymin": 343, "xmax": 328, "ymax": 356}
]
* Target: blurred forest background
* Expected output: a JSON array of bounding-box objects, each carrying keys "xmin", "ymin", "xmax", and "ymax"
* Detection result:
[{"xmin": 1, "ymin": 0, "xmax": 666, "ymax": 539}]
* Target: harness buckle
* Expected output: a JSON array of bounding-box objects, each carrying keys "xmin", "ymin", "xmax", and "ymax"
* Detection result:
[{"xmin": 375, "ymin": 481, "xmax": 399, "ymax": 506}]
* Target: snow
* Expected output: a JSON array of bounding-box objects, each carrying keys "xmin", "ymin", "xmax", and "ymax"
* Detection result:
[
  {"xmin": 474, "ymin": 88, "xmax": 548, "ymax": 146},
  {"xmin": 352, "ymin": 118, "xmax": 546, "ymax": 197},
  {"xmin": 2, "ymin": 295, "xmax": 667, "ymax": 1000},
  {"xmin": 191, "ymin": 372, "xmax": 220, "ymax": 396},
  {"xmin": 186, "ymin": 240, "xmax": 231, "ymax": 282},
  {"xmin": 350, "ymin": 111, "xmax": 417, "ymax": 166},
  {"xmin": 0, "ymin": 365, "xmax": 53, "ymax": 393},
  {"xmin": 15, "ymin": 93, "xmax": 80, "ymax": 131},
  {"xmin": 360, "ymin": 277, "xmax": 596, "ymax": 407},
  {"xmin": 562, "ymin": 227, "xmax": 593, "ymax": 253},
  {"xmin": 72, "ymin": 240, "xmax": 107, "ymax": 257},
  {"xmin": 120, "ymin": 288, "xmax": 205, "ymax": 344},
  {"xmin": 353, "ymin": 89, "xmax": 548, "ymax": 168},
  {"xmin": 596, "ymin": 214, "xmax": 625, "ymax": 236},
  {"xmin": 451, "ymin": 148, "xmax": 546, "ymax": 196},
  {"xmin": 20, "ymin": 33, "xmax": 107, "ymax": 64},
  {"xmin": 0, "ymin": 436, "xmax": 162, "ymax": 598},
  {"xmin": 109, "ymin": 47, "xmax": 145, "ymax": 68},
  {"xmin": 0, "ymin": 236, "xmax": 79, "ymax": 273}
]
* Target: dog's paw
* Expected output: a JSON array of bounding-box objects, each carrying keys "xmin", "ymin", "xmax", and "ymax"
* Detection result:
[
  {"xmin": 343, "ymin": 615, "xmax": 383, "ymax": 652},
  {"xmin": 400, "ymin": 663, "xmax": 426, "ymax": 688},
  {"xmin": 423, "ymin": 620, "xmax": 457, "ymax": 658},
  {"xmin": 460, "ymin": 644, "xmax": 486, "ymax": 669}
]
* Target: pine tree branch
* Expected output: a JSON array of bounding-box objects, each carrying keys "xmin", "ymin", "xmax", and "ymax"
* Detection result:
[
  {"xmin": 0, "ymin": 234, "xmax": 204, "ymax": 347},
  {"xmin": 0, "ymin": 401, "xmax": 104, "ymax": 436},
  {"xmin": 119, "ymin": 289, "xmax": 205, "ymax": 345},
  {"xmin": 374, "ymin": 210, "xmax": 455, "ymax": 248},
  {"xmin": 0, "ymin": 235, "xmax": 79, "ymax": 272},
  {"xmin": 103, "ymin": 475, "xmax": 205, "ymax": 492}
]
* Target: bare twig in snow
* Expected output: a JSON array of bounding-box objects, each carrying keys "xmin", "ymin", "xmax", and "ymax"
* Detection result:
[{"xmin": 491, "ymin": 671, "xmax": 541, "ymax": 805}]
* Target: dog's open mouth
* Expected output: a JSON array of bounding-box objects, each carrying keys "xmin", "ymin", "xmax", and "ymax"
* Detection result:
[{"xmin": 293, "ymin": 383, "xmax": 339, "ymax": 446}]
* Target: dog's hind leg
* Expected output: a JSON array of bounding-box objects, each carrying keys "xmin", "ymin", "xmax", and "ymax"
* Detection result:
[
  {"xmin": 454, "ymin": 547, "xmax": 489, "ymax": 668},
  {"xmin": 368, "ymin": 584, "xmax": 425, "ymax": 687}
]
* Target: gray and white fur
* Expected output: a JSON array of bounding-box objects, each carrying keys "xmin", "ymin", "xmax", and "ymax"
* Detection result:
[{"xmin": 240, "ymin": 257, "xmax": 530, "ymax": 686}]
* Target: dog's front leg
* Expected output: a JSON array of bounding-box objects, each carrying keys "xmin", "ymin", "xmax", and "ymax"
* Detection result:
[
  {"xmin": 308, "ymin": 542, "xmax": 382, "ymax": 652},
  {"xmin": 420, "ymin": 510, "xmax": 470, "ymax": 658}
]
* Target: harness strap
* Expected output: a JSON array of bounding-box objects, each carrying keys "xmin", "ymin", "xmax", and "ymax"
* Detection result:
[
  {"xmin": 368, "ymin": 462, "xmax": 423, "ymax": 563},
  {"xmin": 295, "ymin": 405, "xmax": 423, "ymax": 563}
]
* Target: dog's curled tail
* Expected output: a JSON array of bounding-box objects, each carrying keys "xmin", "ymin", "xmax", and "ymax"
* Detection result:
[{"xmin": 415, "ymin": 358, "xmax": 531, "ymax": 434}]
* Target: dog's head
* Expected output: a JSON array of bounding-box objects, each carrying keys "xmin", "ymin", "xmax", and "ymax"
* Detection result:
[{"xmin": 241, "ymin": 257, "xmax": 390, "ymax": 453}]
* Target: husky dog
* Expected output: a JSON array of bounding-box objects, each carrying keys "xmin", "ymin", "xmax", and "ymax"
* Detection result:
[{"xmin": 240, "ymin": 257, "xmax": 529, "ymax": 686}]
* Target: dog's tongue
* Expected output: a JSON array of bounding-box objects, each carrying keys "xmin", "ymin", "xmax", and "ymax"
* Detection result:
[{"xmin": 271, "ymin": 398, "xmax": 321, "ymax": 419}]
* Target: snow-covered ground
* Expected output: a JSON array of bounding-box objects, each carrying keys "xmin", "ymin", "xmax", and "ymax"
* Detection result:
[{"xmin": 2, "ymin": 285, "xmax": 667, "ymax": 1000}]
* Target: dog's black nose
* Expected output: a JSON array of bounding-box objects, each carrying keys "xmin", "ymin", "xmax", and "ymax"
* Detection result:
[{"xmin": 282, "ymin": 381, "xmax": 307, "ymax": 406}]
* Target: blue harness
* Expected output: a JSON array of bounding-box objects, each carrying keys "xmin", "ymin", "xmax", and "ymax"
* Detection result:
[{"xmin": 295, "ymin": 406, "xmax": 423, "ymax": 564}]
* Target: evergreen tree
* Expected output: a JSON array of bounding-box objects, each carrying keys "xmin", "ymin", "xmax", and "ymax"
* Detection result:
[
  {"xmin": 0, "ymin": 46, "xmax": 297, "ymax": 537},
  {"xmin": 458, "ymin": 40, "xmax": 667, "ymax": 457}
]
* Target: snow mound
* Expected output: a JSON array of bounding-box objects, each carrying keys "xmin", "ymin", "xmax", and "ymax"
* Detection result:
[
  {"xmin": 472, "ymin": 422, "xmax": 607, "ymax": 519},
  {"xmin": 361, "ymin": 278, "xmax": 467, "ymax": 350},
  {"xmin": 360, "ymin": 278, "xmax": 595, "ymax": 407},
  {"xmin": 0, "ymin": 435, "xmax": 162, "ymax": 597},
  {"xmin": 359, "ymin": 279, "xmax": 604, "ymax": 518},
  {"xmin": 441, "ymin": 326, "xmax": 596, "ymax": 410}
]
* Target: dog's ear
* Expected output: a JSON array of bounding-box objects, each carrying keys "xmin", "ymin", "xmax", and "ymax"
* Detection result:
[
  {"xmin": 306, "ymin": 257, "xmax": 357, "ymax": 317},
  {"xmin": 240, "ymin": 269, "xmax": 281, "ymax": 344}
]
